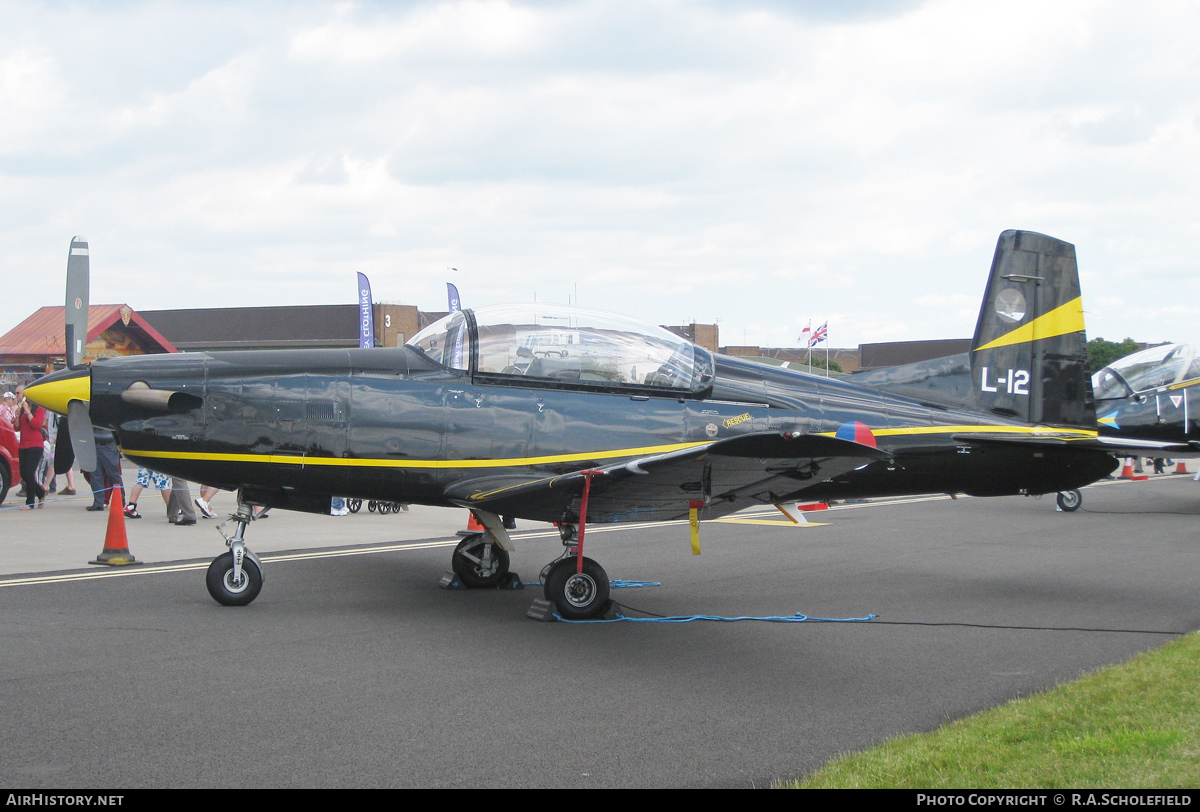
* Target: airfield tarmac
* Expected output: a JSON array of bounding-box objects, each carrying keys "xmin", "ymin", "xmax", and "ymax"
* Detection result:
[{"xmin": 1, "ymin": 469, "xmax": 1198, "ymax": 788}]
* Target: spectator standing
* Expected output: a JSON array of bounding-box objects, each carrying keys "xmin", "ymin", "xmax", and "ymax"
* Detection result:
[
  {"xmin": 85, "ymin": 427, "xmax": 124, "ymax": 511},
  {"xmin": 167, "ymin": 478, "xmax": 197, "ymax": 526},
  {"xmin": 194, "ymin": 484, "xmax": 220, "ymax": 519},
  {"xmin": 0, "ymin": 391, "xmax": 15, "ymax": 426},
  {"xmin": 12, "ymin": 384, "xmax": 46, "ymax": 509},
  {"xmin": 125, "ymin": 467, "xmax": 170, "ymax": 519},
  {"xmin": 52, "ymin": 418, "xmax": 77, "ymax": 495}
]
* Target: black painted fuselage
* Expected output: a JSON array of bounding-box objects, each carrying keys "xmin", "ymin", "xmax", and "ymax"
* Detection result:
[{"xmin": 84, "ymin": 346, "xmax": 1115, "ymax": 522}]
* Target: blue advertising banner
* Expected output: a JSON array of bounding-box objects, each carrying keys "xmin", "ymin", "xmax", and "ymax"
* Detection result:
[
  {"xmin": 357, "ymin": 272, "xmax": 374, "ymax": 348},
  {"xmin": 447, "ymin": 282, "xmax": 464, "ymax": 367}
]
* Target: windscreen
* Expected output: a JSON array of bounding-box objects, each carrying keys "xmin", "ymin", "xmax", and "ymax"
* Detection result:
[{"xmin": 407, "ymin": 312, "xmax": 469, "ymax": 371}]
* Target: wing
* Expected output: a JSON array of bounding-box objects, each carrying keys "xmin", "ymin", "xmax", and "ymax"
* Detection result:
[{"xmin": 443, "ymin": 432, "xmax": 890, "ymax": 524}]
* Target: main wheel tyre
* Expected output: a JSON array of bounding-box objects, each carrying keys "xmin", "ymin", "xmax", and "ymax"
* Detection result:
[
  {"xmin": 544, "ymin": 557, "xmax": 610, "ymax": 620},
  {"xmin": 451, "ymin": 533, "xmax": 511, "ymax": 588},
  {"xmin": 367, "ymin": 500, "xmax": 378, "ymax": 513},
  {"xmin": 347, "ymin": 498, "xmax": 362, "ymax": 513},
  {"xmin": 378, "ymin": 501, "xmax": 391, "ymax": 515},
  {"xmin": 1056, "ymin": 489, "xmax": 1082, "ymax": 512},
  {"xmin": 205, "ymin": 552, "xmax": 263, "ymax": 606}
]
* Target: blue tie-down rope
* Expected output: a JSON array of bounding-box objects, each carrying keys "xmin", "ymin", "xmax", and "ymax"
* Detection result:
[
  {"xmin": 531, "ymin": 575, "xmax": 877, "ymax": 623},
  {"xmin": 555, "ymin": 611, "xmax": 878, "ymax": 625},
  {"xmin": 522, "ymin": 578, "xmax": 663, "ymax": 588}
]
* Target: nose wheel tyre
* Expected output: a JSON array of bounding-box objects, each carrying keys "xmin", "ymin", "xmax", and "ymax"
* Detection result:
[
  {"xmin": 205, "ymin": 552, "xmax": 263, "ymax": 606},
  {"xmin": 452, "ymin": 533, "xmax": 511, "ymax": 588},
  {"xmin": 544, "ymin": 557, "xmax": 610, "ymax": 620},
  {"xmin": 1056, "ymin": 489, "xmax": 1082, "ymax": 512}
]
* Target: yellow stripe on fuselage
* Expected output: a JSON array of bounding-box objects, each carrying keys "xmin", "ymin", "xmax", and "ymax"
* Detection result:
[
  {"xmin": 123, "ymin": 440, "xmax": 709, "ymax": 470},
  {"xmin": 816, "ymin": 424, "xmax": 1097, "ymax": 439},
  {"xmin": 1168, "ymin": 377, "xmax": 1200, "ymax": 392},
  {"xmin": 123, "ymin": 423, "xmax": 1098, "ymax": 472}
]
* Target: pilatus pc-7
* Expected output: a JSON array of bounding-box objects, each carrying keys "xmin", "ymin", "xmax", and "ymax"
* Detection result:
[{"xmin": 27, "ymin": 231, "xmax": 1160, "ymax": 618}]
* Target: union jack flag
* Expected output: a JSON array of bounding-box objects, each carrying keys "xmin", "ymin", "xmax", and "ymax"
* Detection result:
[{"xmin": 808, "ymin": 322, "xmax": 827, "ymax": 348}]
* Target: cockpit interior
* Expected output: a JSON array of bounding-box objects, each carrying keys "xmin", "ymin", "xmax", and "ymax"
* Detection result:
[{"xmin": 407, "ymin": 303, "xmax": 714, "ymax": 395}]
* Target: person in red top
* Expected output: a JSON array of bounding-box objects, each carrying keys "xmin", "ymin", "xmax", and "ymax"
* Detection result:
[{"xmin": 12, "ymin": 383, "xmax": 46, "ymax": 509}]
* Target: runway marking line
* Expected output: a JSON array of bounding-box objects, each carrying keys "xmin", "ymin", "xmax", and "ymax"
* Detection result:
[
  {"xmin": 9, "ymin": 487, "xmax": 1138, "ymax": 589},
  {"xmin": 714, "ymin": 518, "xmax": 830, "ymax": 527}
]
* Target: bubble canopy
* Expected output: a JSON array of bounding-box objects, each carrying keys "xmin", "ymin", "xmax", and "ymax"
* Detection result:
[
  {"xmin": 1092, "ymin": 343, "xmax": 1200, "ymax": 400},
  {"xmin": 407, "ymin": 303, "xmax": 715, "ymax": 395}
]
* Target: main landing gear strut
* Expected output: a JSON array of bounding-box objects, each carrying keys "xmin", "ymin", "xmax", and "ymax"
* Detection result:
[
  {"xmin": 449, "ymin": 473, "xmax": 616, "ymax": 620},
  {"xmin": 540, "ymin": 470, "xmax": 613, "ymax": 620},
  {"xmin": 206, "ymin": 501, "xmax": 265, "ymax": 606}
]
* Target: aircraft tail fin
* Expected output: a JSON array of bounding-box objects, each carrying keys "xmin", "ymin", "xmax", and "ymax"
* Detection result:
[{"xmin": 969, "ymin": 230, "xmax": 1094, "ymax": 429}]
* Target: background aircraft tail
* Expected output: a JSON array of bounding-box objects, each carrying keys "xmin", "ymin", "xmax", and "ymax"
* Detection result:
[{"xmin": 853, "ymin": 230, "xmax": 1095, "ymax": 430}]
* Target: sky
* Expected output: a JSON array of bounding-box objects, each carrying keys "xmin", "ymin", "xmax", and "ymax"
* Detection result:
[{"xmin": 3, "ymin": 0, "xmax": 1199, "ymax": 350}]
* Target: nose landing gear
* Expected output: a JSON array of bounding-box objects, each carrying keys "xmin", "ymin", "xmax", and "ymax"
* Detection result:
[{"xmin": 206, "ymin": 501, "xmax": 266, "ymax": 606}]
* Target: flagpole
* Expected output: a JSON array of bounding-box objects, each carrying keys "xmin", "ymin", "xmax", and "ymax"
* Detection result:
[{"xmin": 808, "ymin": 318, "xmax": 813, "ymax": 374}]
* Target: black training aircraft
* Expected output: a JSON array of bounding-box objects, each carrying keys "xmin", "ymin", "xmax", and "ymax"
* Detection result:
[
  {"xmin": 26, "ymin": 230, "xmax": 1159, "ymax": 618},
  {"xmin": 1092, "ymin": 343, "xmax": 1200, "ymax": 449}
]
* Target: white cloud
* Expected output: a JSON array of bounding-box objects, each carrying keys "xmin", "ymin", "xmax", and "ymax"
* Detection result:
[{"xmin": 3, "ymin": 0, "xmax": 1200, "ymax": 353}]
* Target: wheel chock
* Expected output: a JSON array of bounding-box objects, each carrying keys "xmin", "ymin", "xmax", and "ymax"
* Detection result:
[
  {"xmin": 439, "ymin": 571, "xmax": 524, "ymax": 590},
  {"xmin": 526, "ymin": 597, "xmax": 620, "ymax": 622},
  {"xmin": 438, "ymin": 571, "xmax": 464, "ymax": 590},
  {"xmin": 527, "ymin": 598, "xmax": 558, "ymax": 621}
]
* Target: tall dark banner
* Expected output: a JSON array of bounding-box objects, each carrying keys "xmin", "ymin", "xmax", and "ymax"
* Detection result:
[
  {"xmin": 357, "ymin": 272, "xmax": 374, "ymax": 349},
  {"xmin": 448, "ymin": 282, "xmax": 463, "ymax": 368}
]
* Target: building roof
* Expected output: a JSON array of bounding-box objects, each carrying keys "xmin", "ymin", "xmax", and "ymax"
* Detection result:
[
  {"xmin": 139, "ymin": 304, "xmax": 369, "ymax": 350},
  {"xmin": 0, "ymin": 304, "xmax": 177, "ymax": 358},
  {"xmin": 857, "ymin": 338, "xmax": 971, "ymax": 370}
]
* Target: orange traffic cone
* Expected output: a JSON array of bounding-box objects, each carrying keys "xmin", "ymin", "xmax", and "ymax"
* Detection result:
[
  {"xmin": 1176, "ymin": 460, "xmax": 1189, "ymax": 474},
  {"xmin": 457, "ymin": 510, "xmax": 485, "ymax": 537},
  {"xmin": 1119, "ymin": 460, "xmax": 1134, "ymax": 479},
  {"xmin": 89, "ymin": 487, "xmax": 142, "ymax": 567}
]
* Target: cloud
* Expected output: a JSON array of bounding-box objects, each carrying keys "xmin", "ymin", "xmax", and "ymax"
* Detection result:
[{"xmin": 3, "ymin": 0, "xmax": 1200, "ymax": 353}]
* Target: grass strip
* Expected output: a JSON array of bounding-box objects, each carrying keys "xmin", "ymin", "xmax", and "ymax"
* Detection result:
[{"xmin": 784, "ymin": 632, "xmax": 1200, "ymax": 788}]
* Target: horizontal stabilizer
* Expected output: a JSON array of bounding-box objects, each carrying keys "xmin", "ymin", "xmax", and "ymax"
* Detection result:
[{"xmin": 952, "ymin": 432, "xmax": 1196, "ymax": 456}]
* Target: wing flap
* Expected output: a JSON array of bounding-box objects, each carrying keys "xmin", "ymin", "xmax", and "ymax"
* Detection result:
[{"xmin": 444, "ymin": 432, "xmax": 889, "ymax": 524}]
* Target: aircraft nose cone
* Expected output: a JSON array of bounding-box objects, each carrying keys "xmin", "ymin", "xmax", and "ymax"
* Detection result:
[{"xmin": 24, "ymin": 366, "xmax": 91, "ymax": 415}]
